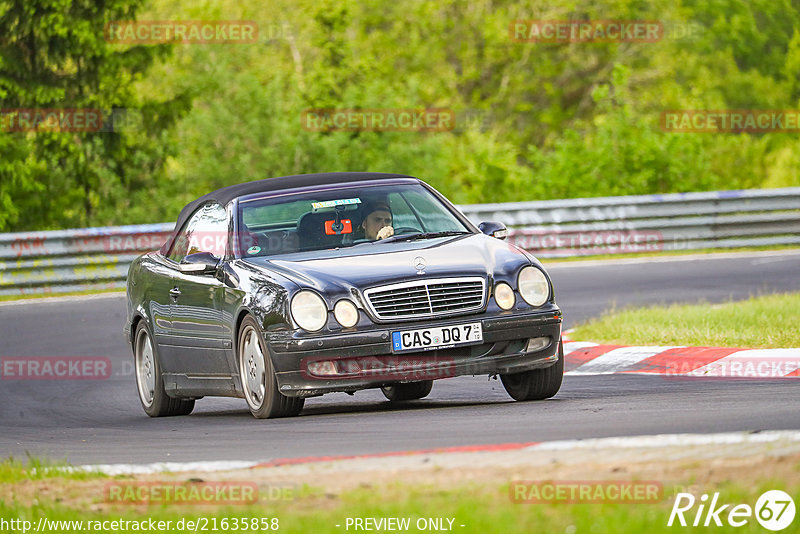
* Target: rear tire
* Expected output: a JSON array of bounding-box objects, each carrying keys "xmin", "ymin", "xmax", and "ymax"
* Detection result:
[
  {"xmin": 238, "ymin": 315, "xmax": 304, "ymax": 419},
  {"xmin": 134, "ymin": 321, "xmax": 195, "ymax": 417},
  {"xmin": 500, "ymin": 338, "xmax": 564, "ymax": 401},
  {"xmin": 381, "ymin": 380, "xmax": 433, "ymax": 401}
]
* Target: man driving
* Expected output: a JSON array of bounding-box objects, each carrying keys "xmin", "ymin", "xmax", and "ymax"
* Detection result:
[{"xmin": 360, "ymin": 201, "xmax": 394, "ymax": 241}]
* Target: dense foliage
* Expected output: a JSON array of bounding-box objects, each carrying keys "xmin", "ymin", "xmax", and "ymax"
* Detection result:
[{"xmin": 1, "ymin": 0, "xmax": 799, "ymax": 231}]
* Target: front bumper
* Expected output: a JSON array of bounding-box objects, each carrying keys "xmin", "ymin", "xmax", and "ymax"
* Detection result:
[{"xmin": 268, "ymin": 307, "xmax": 562, "ymax": 397}]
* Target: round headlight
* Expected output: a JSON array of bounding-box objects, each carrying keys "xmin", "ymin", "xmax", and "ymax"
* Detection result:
[
  {"xmin": 518, "ymin": 266, "xmax": 549, "ymax": 306},
  {"xmin": 494, "ymin": 282, "xmax": 515, "ymax": 310},
  {"xmin": 291, "ymin": 290, "xmax": 328, "ymax": 331},
  {"xmin": 334, "ymin": 299, "xmax": 359, "ymax": 328}
]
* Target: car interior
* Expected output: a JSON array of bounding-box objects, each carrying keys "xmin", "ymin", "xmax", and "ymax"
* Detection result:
[{"xmin": 242, "ymin": 203, "xmax": 368, "ymax": 257}]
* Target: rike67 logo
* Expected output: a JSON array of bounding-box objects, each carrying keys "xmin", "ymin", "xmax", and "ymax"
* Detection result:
[{"xmin": 668, "ymin": 490, "xmax": 795, "ymax": 531}]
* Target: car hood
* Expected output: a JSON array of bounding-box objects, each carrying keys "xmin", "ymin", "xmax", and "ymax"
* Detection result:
[{"xmin": 242, "ymin": 234, "xmax": 539, "ymax": 293}]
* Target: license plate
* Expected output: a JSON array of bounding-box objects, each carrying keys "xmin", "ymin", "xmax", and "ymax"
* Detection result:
[{"xmin": 391, "ymin": 322, "xmax": 483, "ymax": 352}]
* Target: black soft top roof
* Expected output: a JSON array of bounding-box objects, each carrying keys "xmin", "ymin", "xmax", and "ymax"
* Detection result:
[
  {"xmin": 164, "ymin": 172, "xmax": 416, "ymax": 252},
  {"xmin": 177, "ymin": 172, "xmax": 415, "ymax": 228}
]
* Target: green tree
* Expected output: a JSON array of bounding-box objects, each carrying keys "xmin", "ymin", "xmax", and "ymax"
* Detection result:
[
  {"xmin": 4, "ymin": 0, "xmax": 800, "ymax": 230},
  {"xmin": 0, "ymin": 0, "xmax": 190, "ymax": 230}
]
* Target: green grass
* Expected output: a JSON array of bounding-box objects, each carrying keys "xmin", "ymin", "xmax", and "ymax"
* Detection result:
[
  {"xmin": 1, "ymin": 478, "xmax": 796, "ymax": 533},
  {"xmin": 571, "ymin": 292, "xmax": 800, "ymax": 348},
  {"xmin": 0, "ymin": 456, "xmax": 106, "ymax": 483}
]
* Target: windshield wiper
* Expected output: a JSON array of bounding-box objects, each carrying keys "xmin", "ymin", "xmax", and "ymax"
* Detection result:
[{"xmin": 378, "ymin": 231, "xmax": 471, "ymax": 244}]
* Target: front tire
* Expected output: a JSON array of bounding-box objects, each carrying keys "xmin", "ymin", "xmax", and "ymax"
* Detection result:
[
  {"xmin": 238, "ymin": 315, "xmax": 304, "ymax": 419},
  {"xmin": 500, "ymin": 338, "xmax": 564, "ymax": 401},
  {"xmin": 381, "ymin": 380, "xmax": 433, "ymax": 401},
  {"xmin": 134, "ymin": 321, "xmax": 195, "ymax": 417}
]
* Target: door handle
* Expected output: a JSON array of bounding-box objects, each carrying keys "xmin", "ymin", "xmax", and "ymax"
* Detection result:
[{"xmin": 169, "ymin": 287, "xmax": 181, "ymax": 299}]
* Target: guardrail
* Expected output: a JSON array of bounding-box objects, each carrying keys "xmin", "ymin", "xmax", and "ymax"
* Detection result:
[
  {"xmin": 0, "ymin": 223, "xmax": 172, "ymax": 297},
  {"xmin": 460, "ymin": 187, "xmax": 800, "ymax": 258},
  {"xmin": 1, "ymin": 187, "xmax": 799, "ymax": 296}
]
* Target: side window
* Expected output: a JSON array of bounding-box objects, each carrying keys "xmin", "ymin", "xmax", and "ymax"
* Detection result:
[{"xmin": 167, "ymin": 203, "xmax": 228, "ymax": 262}]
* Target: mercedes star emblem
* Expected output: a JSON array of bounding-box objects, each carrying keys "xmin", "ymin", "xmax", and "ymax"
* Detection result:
[{"xmin": 413, "ymin": 256, "xmax": 426, "ymax": 274}]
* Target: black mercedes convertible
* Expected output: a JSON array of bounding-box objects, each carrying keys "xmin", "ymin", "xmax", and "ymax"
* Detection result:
[{"xmin": 124, "ymin": 172, "xmax": 563, "ymax": 418}]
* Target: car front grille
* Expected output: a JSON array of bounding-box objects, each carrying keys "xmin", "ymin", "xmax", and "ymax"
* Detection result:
[{"xmin": 364, "ymin": 277, "xmax": 486, "ymax": 321}]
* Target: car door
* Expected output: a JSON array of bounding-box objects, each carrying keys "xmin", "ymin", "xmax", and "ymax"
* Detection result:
[
  {"xmin": 141, "ymin": 254, "xmax": 175, "ymax": 343},
  {"xmin": 161, "ymin": 202, "xmax": 231, "ymax": 377}
]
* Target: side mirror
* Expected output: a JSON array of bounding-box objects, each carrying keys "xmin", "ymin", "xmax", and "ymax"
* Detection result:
[
  {"xmin": 179, "ymin": 252, "xmax": 220, "ymax": 274},
  {"xmin": 478, "ymin": 221, "xmax": 509, "ymax": 240}
]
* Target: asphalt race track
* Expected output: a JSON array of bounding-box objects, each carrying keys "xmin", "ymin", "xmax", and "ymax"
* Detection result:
[{"xmin": 1, "ymin": 251, "xmax": 799, "ymax": 466}]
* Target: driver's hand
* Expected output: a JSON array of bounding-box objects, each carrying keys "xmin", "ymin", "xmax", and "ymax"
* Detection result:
[{"xmin": 376, "ymin": 226, "xmax": 394, "ymax": 240}]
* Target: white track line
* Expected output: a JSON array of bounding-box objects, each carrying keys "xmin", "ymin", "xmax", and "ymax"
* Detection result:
[
  {"xmin": 686, "ymin": 349, "xmax": 800, "ymax": 378},
  {"xmin": 563, "ymin": 343, "xmax": 800, "ymax": 377},
  {"xmin": 70, "ymin": 431, "xmax": 800, "ymax": 475},
  {"xmin": 73, "ymin": 460, "xmax": 261, "ymax": 476},
  {"xmin": 529, "ymin": 431, "xmax": 800, "ymax": 451}
]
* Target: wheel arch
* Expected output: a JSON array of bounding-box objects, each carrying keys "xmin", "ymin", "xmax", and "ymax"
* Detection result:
[
  {"xmin": 234, "ymin": 307, "xmax": 254, "ymax": 346},
  {"xmin": 129, "ymin": 305, "xmax": 150, "ymax": 348}
]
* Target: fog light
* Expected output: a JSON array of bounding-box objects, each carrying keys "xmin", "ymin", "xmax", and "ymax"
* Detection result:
[
  {"xmin": 334, "ymin": 299, "xmax": 359, "ymax": 328},
  {"xmin": 307, "ymin": 360, "xmax": 337, "ymax": 376},
  {"xmin": 494, "ymin": 282, "xmax": 515, "ymax": 310},
  {"xmin": 525, "ymin": 337, "xmax": 549, "ymax": 352}
]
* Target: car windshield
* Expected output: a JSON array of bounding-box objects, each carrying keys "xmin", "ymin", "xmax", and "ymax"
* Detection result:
[{"xmin": 236, "ymin": 183, "xmax": 471, "ymax": 257}]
